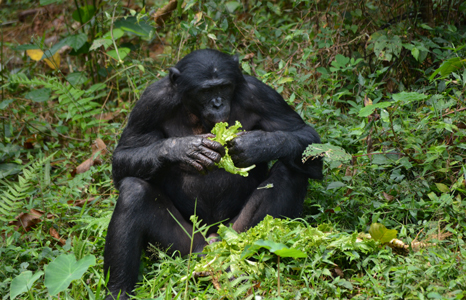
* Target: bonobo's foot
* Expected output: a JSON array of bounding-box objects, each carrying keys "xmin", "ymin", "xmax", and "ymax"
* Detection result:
[{"xmin": 208, "ymin": 233, "xmax": 221, "ymax": 244}]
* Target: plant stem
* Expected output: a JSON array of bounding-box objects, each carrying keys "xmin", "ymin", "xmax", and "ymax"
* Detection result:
[{"xmin": 277, "ymin": 255, "xmax": 281, "ymax": 297}]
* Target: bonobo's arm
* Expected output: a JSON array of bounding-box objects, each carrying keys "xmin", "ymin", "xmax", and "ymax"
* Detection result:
[
  {"xmin": 112, "ymin": 81, "xmax": 224, "ymax": 189},
  {"xmin": 228, "ymin": 76, "xmax": 322, "ymax": 179}
]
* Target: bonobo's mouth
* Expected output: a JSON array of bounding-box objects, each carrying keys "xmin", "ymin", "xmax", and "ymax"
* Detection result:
[{"xmin": 203, "ymin": 111, "xmax": 230, "ymax": 131}]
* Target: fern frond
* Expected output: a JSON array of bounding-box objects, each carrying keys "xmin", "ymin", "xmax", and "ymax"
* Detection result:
[
  {"xmin": 76, "ymin": 210, "xmax": 113, "ymax": 237},
  {"xmin": 0, "ymin": 154, "xmax": 55, "ymax": 223},
  {"xmin": 9, "ymin": 74, "xmax": 100, "ymax": 122}
]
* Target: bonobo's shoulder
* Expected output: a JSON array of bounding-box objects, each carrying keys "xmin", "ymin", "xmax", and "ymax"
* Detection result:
[
  {"xmin": 138, "ymin": 77, "xmax": 175, "ymax": 104},
  {"xmin": 128, "ymin": 77, "xmax": 180, "ymax": 125},
  {"xmin": 242, "ymin": 74, "xmax": 283, "ymax": 102},
  {"xmin": 243, "ymin": 74, "xmax": 264, "ymax": 87}
]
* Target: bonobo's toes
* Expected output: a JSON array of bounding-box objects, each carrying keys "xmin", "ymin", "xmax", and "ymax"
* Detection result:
[{"xmin": 208, "ymin": 233, "xmax": 221, "ymax": 244}]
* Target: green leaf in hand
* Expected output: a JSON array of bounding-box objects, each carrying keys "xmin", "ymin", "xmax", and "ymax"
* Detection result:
[{"xmin": 210, "ymin": 121, "xmax": 256, "ymax": 177}]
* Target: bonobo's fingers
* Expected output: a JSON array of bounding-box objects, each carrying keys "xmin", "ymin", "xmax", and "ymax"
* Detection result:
[
  {"xmin": 193, "ymin": 149, "xmax": 218, "ymax": 170},
  {"xmin": 199, "ymin": 145, "xmax": 222, "ymax": 164},
  {"xmin": 227, "ymin": 131, "xmax": 265, "ymax": 167},
  {"xmin": 201, "ymin": 137, "xmax": 226, "ymax": 157},
  {"xmin": 186, "ymin": 157, "xmax": 206, "ymax": 174}
]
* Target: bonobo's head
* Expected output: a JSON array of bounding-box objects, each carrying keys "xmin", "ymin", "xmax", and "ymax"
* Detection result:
[{"xmin": 169, "ymin": 49, "xmax": 244, "ymax": 129}]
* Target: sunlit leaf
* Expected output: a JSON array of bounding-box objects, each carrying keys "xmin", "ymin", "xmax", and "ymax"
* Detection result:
[
  {"xmin": 429, "ymin": 57, "xmax": 466, "ymax": 80},
  {"xmin": 44, "ymin": 52, "xmax": 60, "ymax": 69},
  {"xmin": 107, "ymin": 47, "xmax": 131, "ymax": 61},
  {"xmin": 435, "ymin": 183, "xmax": 450, "ymax": 193},
  {"xmin": 26, "ymin": 49, "xmax": 44, "ymax": 61},
  {"xmin": 243, "ymin": 239, "xmax": 307, "ymax": 258},
  {"xmin": 358, "ymin": 102, "xmax": 391, "ymax": 117},
  {"xmin": 369, "ymin": 223, "xmax": 397, "ymax": 244},
  {"xmin": 90, "ymin": 38, "xmax": 113, "ymax": 51},
  {"xmin": 210, "ymin": 121, "xmax": 255, "ymax": 176}
]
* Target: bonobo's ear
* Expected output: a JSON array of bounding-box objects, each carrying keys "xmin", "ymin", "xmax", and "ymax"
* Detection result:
[
  {"xmin": 169, "ymin": 67, "xmax": 181, "ymax": 84},
  {"xmin": 232, "ymin": 54, "xmax": 239, "ymax": 64}
]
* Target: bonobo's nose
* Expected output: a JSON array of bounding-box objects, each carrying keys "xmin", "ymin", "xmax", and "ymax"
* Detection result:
[{"xmin": 211, "ymin": 97, "xmax": 223, "ymax": 109}]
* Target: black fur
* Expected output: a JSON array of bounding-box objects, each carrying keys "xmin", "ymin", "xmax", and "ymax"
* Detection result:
[{"xmin": 104, "ymin": 49, "xmax": 322, "ymax": 299}]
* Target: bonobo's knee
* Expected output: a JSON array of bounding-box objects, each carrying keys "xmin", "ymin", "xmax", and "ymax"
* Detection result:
[{"xmin": 115, "ymin": 177, "xmax": 155, "ymax": 211}]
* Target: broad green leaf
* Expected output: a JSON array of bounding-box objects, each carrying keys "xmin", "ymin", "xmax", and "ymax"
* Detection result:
[
  {"xmin": 0, "ymin": 99, "xmax": 14, "ymax": 110},
  {"xmin": 0, "ymin": 163, "xmax": 22, "ymax": 179},
  {"xmin": 45, "ymin": 254, "xmax": 96, "ymax": 296},
  {"xmin": 72, "ymin": 5, "xmax": 96, "ymax": 24},
  {"xmin": 102, "ymin": 28, "xmax": 125, "ymax": 40},
  {"xmin": 90, "ymin": 38, "xmax": 113, "ymax": 51},
  {"xmin": 435, "ymin": 183, "xmax": 450, "ymax": 193},
  {"xmin": 10, "ymin": 271, "xmax": 44, "ymax": 299},
  {"xmin": 369, "ymin": 223, "xmax": 397, "ymax": 244},
  {"xmin": 64, "ymin": 34, "xmax": 87, "ymax": 51},
  {"xmin": 25, "ymin": 88, "xmax": 51, "ymax": 102},
  {"xmin": 412, "ymin": 47, "xmax": 420, "ymax": 61},
  {"xmin": 114, "ymin": 17, "xmax": 154, "ymax": 38},
  {"xmin": 372, "ymin": 34, "xmax": 402, "ymax": 61},
  {"xmin": 327, "ymin": 181, "xmax": 346, "ymax": 190},
  {"xmin": 335, "ymin": 54, "xmax": 350, "ymax": 67},
  {"xmin": 107, "ymin": 47, "xmax": 131, "ymax": 61},
  {"xmin": 219, "ymin": 226, "xmax": 239, "ymax": 244},
  {"xmin": 274, "ymin": 247, "xmax": 307, "ymax": 258},
  {"xmin": 392, "ymin": 91, "xmax": 428, "ymax": 103},
  {"xmin": 429, "ymin": 57, "xmax": 466, "ymax": 80},
  {"xmin": 302, "ymin": 144, "xmax": 352, "ymax": 162},
  {"xmin": 253, "ymin": 239, "xmax": 306, "ymax": 258},
  {"xmin": 277, "ymin": 77, "xmax": 293, "ymax": 84},
  {"xmin": 358, "ymin": 102, "xmax": 391, "ymax": 117},
  {"xmin": 225, "ymin": 1, "xmax": 242, "ymax": 13}
]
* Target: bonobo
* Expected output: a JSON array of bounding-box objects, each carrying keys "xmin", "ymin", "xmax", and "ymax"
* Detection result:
[{"xmin": 104, "ymin": 49, "xmax": 322, "ymax": 299}]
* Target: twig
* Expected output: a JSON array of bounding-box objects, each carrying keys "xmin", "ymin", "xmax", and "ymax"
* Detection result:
[{"xmin": 442, "ymin": 107, "xmax": 466, "ymax": 117}]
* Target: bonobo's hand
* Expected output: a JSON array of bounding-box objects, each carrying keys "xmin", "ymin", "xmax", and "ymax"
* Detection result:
[
  {"xmin": 227, "ymin": 131, "xmax": 280, "ymax": 167},
  {"xmin": 164, "ymin": 134, "xmax": 225, "ymax": 173}
]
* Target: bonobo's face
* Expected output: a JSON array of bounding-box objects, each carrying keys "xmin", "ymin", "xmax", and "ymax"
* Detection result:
[{"xmin": 185, "ymin": 81, "xmax": 233, "ymax": 129}]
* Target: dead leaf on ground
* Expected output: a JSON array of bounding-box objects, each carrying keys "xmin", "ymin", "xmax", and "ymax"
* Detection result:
[
  {"xmin": 95, "ymin": 110, "xmax": 120, "ymax": 121},
  {"xmin": 242, "ymin": 53, "xmax": 255, "ymax": 61},
  {"xmin": 364, "ymin": 95, "xmax": 372, "ymax": 107},
  {"xmin": 49, "ymin": 227, "xmax": 66, "ymax": 246},
  {"xmin": 74, "ymin": 138, "xmax": 107, "ymax": 175},
  {"xmin": 9, "ymin": 209, "xmax": 53, "ymax": 231},
  {"xmin": 333, "ymin": 267, "xmax": 344, "ymax": 277},
  {"xmin": 383, "ymin": 192, "xmax": 395, "ymax": 201},
  {"xmin": 67, "ymin": 197, "xmax": 96, "ymax": 207}
]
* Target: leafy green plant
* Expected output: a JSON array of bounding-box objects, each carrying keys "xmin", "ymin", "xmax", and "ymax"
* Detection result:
[
  {"xmin": 0, "ymin": 154, "xmax": 53, "ymax": 222},
  {"xmin": 210, "ymin": 121, "xmax": 255, "ymax": 176}
]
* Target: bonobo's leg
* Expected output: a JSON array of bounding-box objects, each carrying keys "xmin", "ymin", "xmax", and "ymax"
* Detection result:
[
  {"xmin": 104, "ymin": 177, "xmax": 206, "ymax": 300},
  {"xmin": 232, "ymin": 161, "xmax": 309, "ymax": 232}
]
